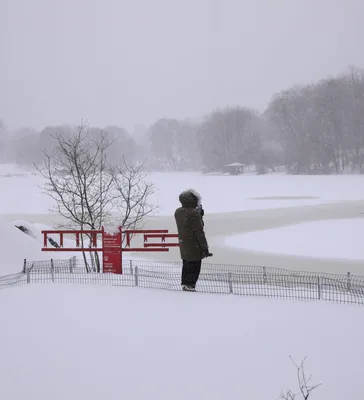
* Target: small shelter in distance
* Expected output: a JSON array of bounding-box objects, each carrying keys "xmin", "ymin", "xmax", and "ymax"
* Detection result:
[{"xmin": 223, "ymin": 162, "xmax": 244, "ymax": 175}]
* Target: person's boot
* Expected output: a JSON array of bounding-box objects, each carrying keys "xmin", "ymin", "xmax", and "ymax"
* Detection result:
[{"xmin": 182, "ymin": 285, "xmax": 196, "ymax": 292}]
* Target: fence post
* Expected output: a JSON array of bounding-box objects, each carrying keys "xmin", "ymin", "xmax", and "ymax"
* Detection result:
[
  {"xmin": 263, "ymin": 266, "xmax": 267, "ymax": 284},
  {"xmin": 51, "ymin": 259, "xmax": 55, "ymax": 283},
  {"xmin": 130, "ymin": 259, "xmax": 133, "ymax": 275},
  {"xmin": 134, "ymin": 266, "xmax": 139, "ymax": 287},
  {"xmin": 26, "ymin": 262, "xmax": 34, "ymax": 284},
  {"xmin": 317, "ymin": 276, "xmax": 321, "ymax": 300},
  {"xmin": 347, "ymin": 272, "xmax": 351, "ymax": 293},
  {"xmin": 69, "ymin": 256, "xmax": 76, "ymax": 273},
  {"xmin": 228, "ymin": 272, "xmax": 233, "ymax": 294},
  {"xmin": 22, "ymin": 259, "xmax": 27, "ymax": 274}
]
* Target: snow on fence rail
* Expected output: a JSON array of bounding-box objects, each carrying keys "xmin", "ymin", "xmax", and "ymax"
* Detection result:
[{"xmin": 1, "ymin": 259, "xmax": 364, "ymax": 305}]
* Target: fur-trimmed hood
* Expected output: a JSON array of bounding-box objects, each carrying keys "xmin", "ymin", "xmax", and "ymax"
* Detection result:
[{"xmin": 178, "ymin": 188, "xmax": 202, "ymax": 208}]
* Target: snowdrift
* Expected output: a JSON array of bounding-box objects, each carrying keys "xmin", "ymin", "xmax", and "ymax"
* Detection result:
[
  {"xmin": 0, "ymin": 218, "xmax": 76, "ymax": 276},
  {"xmin": 0, "ymin": 284, "xmax": 363, "ymax": 400},
  {"xmin": 0, "ymin": 218, "xmax": 47, "ymax": 275}
]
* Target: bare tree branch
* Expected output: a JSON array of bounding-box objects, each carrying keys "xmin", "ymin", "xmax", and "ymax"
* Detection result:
[
  {"xmin": 280, "ymin": 357, "xmax": 321, "ymax": 400},
  {"xmin": 110, "ymin": 155, "xmax": 159, "ymax": 232}
]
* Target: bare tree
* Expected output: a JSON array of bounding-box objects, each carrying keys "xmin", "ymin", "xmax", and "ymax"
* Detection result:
[
  {"xmin": 280, "ymin": 357, "xmax": 321, "ymax": 400},
  {"xmin": 149, "ymin": 118, "xmax": 179, "ymax": 170},
  {"xmin": 198, "ymin": 107, "xmax": 263, "ymax": 171},
  {"xmin": 344, "ymin": 66, "xmax": 364, "ymax": 172},
  {"xmin": 35, "ymin": 122, "xmax": 157, "ymax": 272},
  {"xmin": 111, "ymin": 156, "xmax": 158, "ymax": 232}
]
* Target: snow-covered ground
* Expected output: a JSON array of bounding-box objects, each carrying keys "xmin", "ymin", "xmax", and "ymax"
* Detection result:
[
  {"xmin": 1, "ymin": 284, "xmax": 363, "ymax": 400},
  {"xmin": 225, "ymin": 219, "xmax": 364, "ymax": 261},
  {"xmin": 1, "ymin": 164, "xmax": 364, "ymax": 400}
]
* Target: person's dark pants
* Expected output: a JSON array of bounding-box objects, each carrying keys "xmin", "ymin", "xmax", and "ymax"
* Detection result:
[{"xmin": 181, "ymin": 260, "xmax": 202, "ymax": 288}]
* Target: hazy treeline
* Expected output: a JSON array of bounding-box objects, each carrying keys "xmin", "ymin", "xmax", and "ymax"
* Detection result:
[
  {"xmin": 0, "ymin": 124, "xmax": 138, "ymax": 167},
  {"xmin": 148, "ymin": 66, "xmax": 364, "ymax": 174},
  {"xmin": 267, "ymin": 66, "xmax": 364, "ymax": 174},
  {"xmin": 1, "ymin": 66, "xmax": 364, "ymax": 174}
]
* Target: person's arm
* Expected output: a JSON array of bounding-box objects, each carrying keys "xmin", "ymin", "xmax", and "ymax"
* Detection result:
[{"xmin": 190, "ymin": 212, "xmax": 209, "ymax": 254}]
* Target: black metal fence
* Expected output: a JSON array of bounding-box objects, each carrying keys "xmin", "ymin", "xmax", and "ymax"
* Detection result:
[{"xmin": 1, "ymin": 258, "xmax": 364, "ymax": 306}]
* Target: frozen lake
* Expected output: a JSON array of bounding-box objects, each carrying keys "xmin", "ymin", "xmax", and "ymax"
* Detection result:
[{"xmin": 2, "ymin": 166, "xmax": 364, "ymax": 215}]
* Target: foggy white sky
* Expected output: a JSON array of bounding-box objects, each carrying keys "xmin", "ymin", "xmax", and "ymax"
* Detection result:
[{"xmin": 1, "ymin": 0, "xmax": 364, "ymax": 132}]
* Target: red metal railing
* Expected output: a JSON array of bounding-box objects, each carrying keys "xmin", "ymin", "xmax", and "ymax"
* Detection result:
[
  {"xmin": 42, "ymin": 229, "xmax": 178, "ymax": 252},
  {"xmin": 41, "ymin": 227, "xmax": 179, "ymax": 274}
]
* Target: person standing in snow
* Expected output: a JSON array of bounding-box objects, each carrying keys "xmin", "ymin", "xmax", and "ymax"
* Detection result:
[{"xmin": 174, "ymin": 189, "xmax": 212, "ymax": 292}]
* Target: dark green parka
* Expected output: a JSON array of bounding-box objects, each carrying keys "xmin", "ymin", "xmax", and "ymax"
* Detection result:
[{"xmin": 174, "ymin": 190, "xmax": 209, "ymax": 261}]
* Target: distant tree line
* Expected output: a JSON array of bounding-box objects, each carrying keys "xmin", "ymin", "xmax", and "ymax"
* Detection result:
[
  {"xmin": 1, "ymin": 66, "xmax": 364, "ymax": 174},
  {"xmin": 0, "ymin": 122, "xmax": 139, "ymax": 167},
  {"xmin": 148, "ymin": 66, "xmax": 364, "ymax": 174},
  {"xmin": 266, "ymin": 66, "xmax": 364, "ymax": 174}
]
